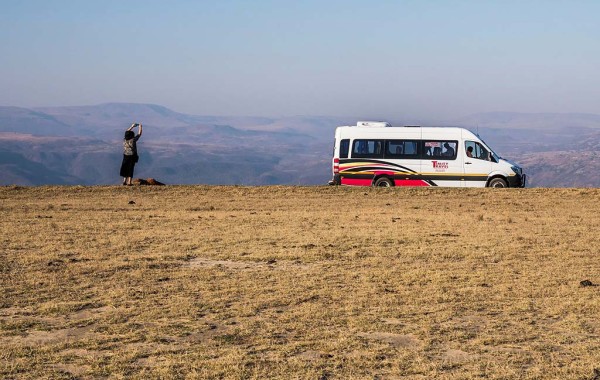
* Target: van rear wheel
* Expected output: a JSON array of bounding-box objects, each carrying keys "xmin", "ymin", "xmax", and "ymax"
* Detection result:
[
  {"xmin": 374, "ymin": 177, "xmax": 394, "ymax": 187},
  {"xmin": 488, "ymin": 178, "xmax": 508, "ymax": 188}
]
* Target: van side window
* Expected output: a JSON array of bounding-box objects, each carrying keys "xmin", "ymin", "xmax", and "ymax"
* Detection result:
[
  {"xmin": 352, "ymin": 139, "xmax": 383, "ymax": 158},
  {"xmin": 339, "ymin": 139, "xmax": 350, "ymax": 158},
  {"xmin": 385, "ymin": 140, "xmax": 419, "ymax": 159},
  {"xmin": 465, "ymin": 141, "xmax": 490, "ymax": 161},
  {"xmin": 423, "ymin": 141, "xmax": 457, "ymax": 160}
]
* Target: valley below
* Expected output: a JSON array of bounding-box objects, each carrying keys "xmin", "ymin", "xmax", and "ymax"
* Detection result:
[{"xmin": 1, "ymin": 103, "xmax": 600, "ymax": 187}]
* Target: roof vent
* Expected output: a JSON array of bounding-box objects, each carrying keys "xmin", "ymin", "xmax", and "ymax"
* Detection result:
[
  {"xmin": 404, "ymin": 125, "xmax": 421, "ymax": 128},
  {"xmin": 356, "ymin": 121, "xmax": 392, "ymax": 128}
]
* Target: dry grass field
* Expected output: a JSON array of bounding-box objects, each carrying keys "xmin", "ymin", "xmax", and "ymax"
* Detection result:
[{"xmin": 1, "ymin": 185, "xmax": 600, "ymax": 379}]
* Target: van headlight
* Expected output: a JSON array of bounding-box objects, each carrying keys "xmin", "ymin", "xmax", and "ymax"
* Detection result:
[{"xmin": 511, "ymin": 166, "xmax": 522, "ymax": 175}]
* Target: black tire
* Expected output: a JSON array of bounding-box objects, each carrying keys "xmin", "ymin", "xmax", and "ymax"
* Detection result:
[
  {"xmin": 373, "ymin": 177, "xmax": 394, "ymax": 187},
  {"xmin": 488, "ymin": 177, "xmax": 508, "ymax": 188}
]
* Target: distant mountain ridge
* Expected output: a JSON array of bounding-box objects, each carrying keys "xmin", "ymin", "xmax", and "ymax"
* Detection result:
[
  {"xmin": 0, "ymin": 103, "xmax": 599, "ymax": 187},
  {"xmin": 0, "ymin": 103, "xmax": 342, "ymax": 185},
  {"xmin": 456, "ymin": 111, "xmax": 600, "ymax": 130},
  {"xmin": 0, "ymin": 106, "xmax": 76, "ymax": 136}
]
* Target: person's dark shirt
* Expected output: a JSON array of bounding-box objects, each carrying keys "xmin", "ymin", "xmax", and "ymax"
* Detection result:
[{"xmin": 123, "ymin": 135, "xmax": 140, "ymax": 156}]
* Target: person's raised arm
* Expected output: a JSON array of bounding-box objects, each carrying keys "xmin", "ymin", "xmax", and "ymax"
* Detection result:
[
  {"xmin": 127, "ymin": 123, "xmax": 136, "ymax": 131},
  {"xmin": 137, "ymin": 123, "xmax": 143, "ymax": 138}
]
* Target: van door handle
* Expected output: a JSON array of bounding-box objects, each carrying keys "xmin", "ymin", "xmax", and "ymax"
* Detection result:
[{"xmin": 465, "ymin": 162, "xmax": 472, "ymax": 165}]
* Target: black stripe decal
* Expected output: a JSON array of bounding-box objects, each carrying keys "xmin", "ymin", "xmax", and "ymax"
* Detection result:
[
  {"xmin": 341, "ymin": 173, "xmax": 488, "ymax": 182},
  {"xmin": 343, "ymin": 166, "xmax": 412, "ymax": 174},
  {"xmin": 340, "ymin": 159, "xmax": 418, "ymax": 173}
]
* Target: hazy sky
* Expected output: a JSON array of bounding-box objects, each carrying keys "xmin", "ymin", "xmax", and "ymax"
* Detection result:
[{"xmin": 2, "ymin": 0, "xmax": 600, "ymax": 119}]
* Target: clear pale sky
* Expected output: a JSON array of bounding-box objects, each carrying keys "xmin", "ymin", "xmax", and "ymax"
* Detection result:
[{"xmin": 2, "ymin": 0, "xmax": 599, "ymax": 119}]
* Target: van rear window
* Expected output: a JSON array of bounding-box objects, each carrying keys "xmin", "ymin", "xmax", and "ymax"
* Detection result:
[{"xmin": 340, "ymin": 139, "xmax": 349, "ymax": 158}]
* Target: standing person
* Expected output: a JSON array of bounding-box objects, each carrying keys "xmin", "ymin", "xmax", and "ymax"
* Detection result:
[{"xmin": 119, "ymin": 123, "xmax": 143, "ymax": 185}]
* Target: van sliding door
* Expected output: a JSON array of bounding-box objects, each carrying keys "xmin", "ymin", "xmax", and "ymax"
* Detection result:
[{"xmin": 421, "ymin": 139, "xmax": 461, "ymax": 187}]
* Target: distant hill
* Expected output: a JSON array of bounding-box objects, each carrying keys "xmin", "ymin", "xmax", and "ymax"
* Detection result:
[
  {"xmin": 0, "ymin": 132, "xmax": 327, "ymax": 186},
  {"xmin": 515, "ymin": 151, "xmax": 600, "ymax": 187},
  {"xmin": 0, "ymin": 106, "xmax": 76, "ymax": 136},
  {"xmin": 0, "ymin": 103, "xmax": 599, "ymax": 187},
  {"xmin": 455, "ymin": 112, "xmax": 600, "ymax": 130}
]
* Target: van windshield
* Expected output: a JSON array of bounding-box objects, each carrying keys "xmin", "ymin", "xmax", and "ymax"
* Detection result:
[{"xmin": 478, "ymin": 137, "xmax": 500, "ymax": 162}]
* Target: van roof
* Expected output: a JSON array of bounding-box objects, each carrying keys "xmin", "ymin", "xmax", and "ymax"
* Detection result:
[{"xmin": 336, "ymin": 125, "xmax": 479, "ymax": 140}]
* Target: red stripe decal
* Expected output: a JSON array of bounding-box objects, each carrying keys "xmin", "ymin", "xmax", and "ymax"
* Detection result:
[
  {"xmin": 341, "ymin": 178, "xmax": 373, "ymax": 186},
  {"xmin": 394, "ymin": 179, "xmax": 431, "ymax": 187}
]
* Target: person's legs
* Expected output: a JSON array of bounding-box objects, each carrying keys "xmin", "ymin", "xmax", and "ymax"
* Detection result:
[{"xmin": 128, "ymin": 163, "xmax": 135, "ymax": 185}]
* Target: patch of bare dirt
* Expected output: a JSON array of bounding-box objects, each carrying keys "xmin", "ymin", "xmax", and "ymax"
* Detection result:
[
  {"xmin": 3, "ymin": 325, "xmax": 97, "ymax": 345},
  {"xmin": 135, "ymin": 356, "xmax": 160, "ymax": 368},
  {"xmin": 382, "ymin": 318, "xmax": 405, "ymax": 326},
  {"xmin": 69, "ymin": 306, "xmax": 113, "ymax": 321},
  {"xmin": 61, "ymin": 348, "xmax": 103, "ymax": 358},
  {"xmin": 441, "ymin": 349, "xmax": 475, "ymax": 363},
  {"xmin": 0, "ymin": 305, "xmax": 112, "ymax": 324},
  {"xmin": 357, "ymin": 332, "xmax": 423, "ymax": 349},
  {"xmin": 0, "ymin": 307, "xmax": 32, "ymax": 317},
  {"xmin": 49, "ymin": 363, "xmax": 92, "ymax": 377},
  {"xmin": 487, "ymin": 345, "xmax": 529, "ymax": 354},
  {"xmin": 188, "ymin": 257, "xmax": 313, "ymax": 271},
  {"xmin": 0, "ymin": 306, "xmax": 114, "ymax": 346},
  {"xmin": 295, "ymin": 350, "xmax": 329, "ymax": 360}
]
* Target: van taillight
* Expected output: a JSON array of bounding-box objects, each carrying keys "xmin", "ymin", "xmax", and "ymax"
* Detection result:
[{"xmin": 333, "ymin": 158, "xmax": 339, "ymax": 173}]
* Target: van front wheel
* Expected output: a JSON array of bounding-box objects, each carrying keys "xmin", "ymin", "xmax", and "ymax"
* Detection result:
[
  {"xmin": 488, "ymin": 178, "xmax": 508, "ymax": 188},
  {"xmin": 374, "ymin": 177, "xmax": 394, "ymax": 187}
]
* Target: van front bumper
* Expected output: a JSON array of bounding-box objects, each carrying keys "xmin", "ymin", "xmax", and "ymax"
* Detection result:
[{"xmin": 508, "ymin": 174, "xmax": 526, "ymax": 188}]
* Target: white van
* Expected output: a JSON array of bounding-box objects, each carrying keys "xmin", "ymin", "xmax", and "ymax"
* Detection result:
[{"xmin": 330, "ymin": 121, "xmax": 526, "ymax": 188}]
